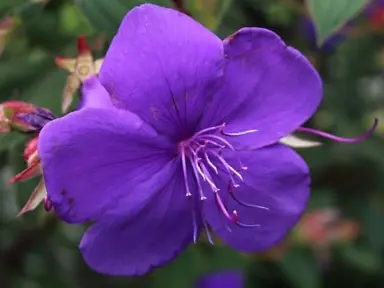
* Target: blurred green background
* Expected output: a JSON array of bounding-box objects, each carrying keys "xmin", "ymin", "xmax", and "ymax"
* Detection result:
[{"xmin": 1, "ymin": 0, "xmax": 384, "ymax": 287}]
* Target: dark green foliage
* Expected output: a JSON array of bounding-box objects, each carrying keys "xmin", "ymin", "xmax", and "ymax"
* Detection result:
[{"xmin": 1, "ymin": 0, "xmax": 383, "ymax": 287}]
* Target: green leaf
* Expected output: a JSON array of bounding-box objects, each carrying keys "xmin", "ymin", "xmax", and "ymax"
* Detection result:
[
  {"xmin": 279, "ymin": 248, "xmax": 320, "ymax": 288},
  {"xmin": 15, "ymin": 2, "xmax": 45, "ymax": 20},
  {"xmin": 362, "ymin": 197, "xmax": 384, "ymax": 255},
  {"xmin": 184, "ymin": 0, "xmax": 233, "ymax": 31},
  {"xmin": 306, "ymin": 0, "xmax": 370, "ymax": 45},
  {"xmin": 265, "ymin": 2, "xmax": 295, "ymax": 26},
  {"xmin": 0, "ymin": 0, "xmax": 28, "ymax": 14},
  {"xmin": 76, "ymin": 0, "xmax": 171, "ymax": 37},
  {"xmin": 22, "ymin": 68, "xmax": 67, "ymax": 115},
  {"xmin": 0, "ymin": 133, "xmax": 25, "ymax": 154},
  {"xmin": 0, "ymin": 49, "xmax": 51, "ymax": 97},
  {"xmin": 336, "ymin": 243, "xmax": 381, "ymax": 273},
  {"xmin": 59, "ymin": 3, "xmax": 94, "ymax": 36}
]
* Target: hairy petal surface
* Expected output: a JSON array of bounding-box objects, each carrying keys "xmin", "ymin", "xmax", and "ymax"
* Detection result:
[
  {"xmin": 38, "ymin": 108, "xmax": 175, "ymax": 223},
  {"xmin": 80, "ymin": 166, "xmax": 201, "ymax": 276},
  {"xmin": 200, "ymin": 28, "xmax": 322, "ymax": 149},
  {"xmin": 99, "ymin": 4, "xmax": 223, "ymax": 140},
  {"xmin": 203, "ymin": 144, "xmax": 310, "ymax": 251}
]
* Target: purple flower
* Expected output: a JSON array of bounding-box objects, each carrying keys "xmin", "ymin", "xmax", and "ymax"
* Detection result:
[
  {"xmin": 365, "ymin": 0, "xmax": 384, "ymax": 16},
  {"xmin": 301, "ymin": 16, "xmax": 352, "ymax": 52},
  {"xmin": 38, "ymin": 4, "xmax": 323, "ymax": 275},
  {"xmin": 196, "ymin": 271, "xmax": 243, "ymax": 288},
  {"xmin": 302, "ymin": 0, "xmax": 384, "ymax": 51},
  {"xmin": 365, "ymin": 0, "xmax": 384, "ymax": 31}
]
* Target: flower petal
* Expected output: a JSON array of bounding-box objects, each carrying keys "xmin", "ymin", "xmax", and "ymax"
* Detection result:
[
  {"xmin": 80, "ymin": 167, "xmax": 200, "ymax": 276},
  {"xmin": 200, "ymin": 28, "xmax": 322, "ymax": 150},
  {"xmin": 77, "ymin": 76, "xmax": 114, "ymax": 110},
  {"xmin": 196, "ymin": 271, "xmax": 243, "ymax": 288},
  {"xmin": 99, "ymin": 4, "xmax": 223, "ymax": 140},
  {"xmin": 203, "ymin": 144, "xmax": 310, "ymax": 252},
  {"xmin": 38, "ymin": 108, "xmax": 175, "ymax": 224}
]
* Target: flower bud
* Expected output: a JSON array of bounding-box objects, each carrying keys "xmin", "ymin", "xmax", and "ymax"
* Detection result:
[{"xmin": 0, "ymin": 101, "xmax": 55, "ymax": 133}]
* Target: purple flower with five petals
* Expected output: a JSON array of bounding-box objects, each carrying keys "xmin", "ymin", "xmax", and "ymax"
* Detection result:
[{"xmin": 38, "ymin": 4, "xmax": 323, "ymax": 275}]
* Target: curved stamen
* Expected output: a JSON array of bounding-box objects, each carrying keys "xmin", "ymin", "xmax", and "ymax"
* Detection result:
[
  {"xmin": 229, "ymin": 184, "xmax": 269, "ymax": 211},
  {"xmin": 232, "ymin": 211, "xmax": 260, "ymax": 228},
  {"xmin": 188, "ymin": 140, "xmax": 202, "ymax": 155},
  {"xmin": 239, "ymin": 159, "xmax": 248, "ymax": 170},
  {"xmin": 198, "ymin": 135, "xmax": 235, "ymax": 150},
  {"xmin": 193, "ymin": 124, "xmax": 225, "ymax": 137},
  {"xmin": 179, "ymin": 124, "xmax": 268, "ymax": 235},
  {"xmin": 203, "ymin": 139, "xmax": 225, "ymax": 149},
  {"xmin": 203, "ymin": 219, "xmax": 214, "ymax": 245},
  {"xmin": 210, "ymin": 151, "xmax": 243, "ymax": 182},
  {"xmin": 297, "ymin": 118, "xmax": 378, "ymax": 143},
  {"xmin": 189, "ymin": 151, "xmax": 207, "ymax": 200},
  {"xmin": 215, "ymin": 193, "xmax": 237, "ymax": 222},
  {"xmin": 180, "ymin": 147, "xmax": 191, "ymax": 197},
  {"xmin": 196, "ymin": 164, "xmax": 207, "ymax": 182},
  {"xmin": 199, "ymin": 161, "xmax": 219, "ymax": 192},
  {"xmin": 187, "ymin": 194, "xmax": 199, "ymax": 243},
  {"xmin": 228, "ymin": 172, "xmax": 239, "ymax": 188},
  {"xmin": 236, "ymin": 221, "xmax": 261, "ymax": 228},
  {"xmin": 222, "ymin": 128, "xmax": 258, "ymax": 136},
  {"xmin": 204, "ymin": 152, "xmax": 218, "ymax": 174}
]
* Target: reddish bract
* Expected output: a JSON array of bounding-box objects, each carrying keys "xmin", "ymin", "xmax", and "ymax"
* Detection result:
[{"xmin": 55, "ymin": 36, "xmax": 104, "ymax": 113}]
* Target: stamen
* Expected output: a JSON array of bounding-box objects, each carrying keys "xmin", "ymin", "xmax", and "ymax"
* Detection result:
[
  {"xmin": 232, "ymin": 210, "xmax": 261, "ymax": 228},
  {"xmin": 225, "ymin": 224, "xmax": 232, "ymax": 233},
  {"xmin": 215, "ymin": 193, "xmax": 237, "ymax": 222},
  {"xmin": 179, "ymin": 124, "xmax": 267, "ymax": 234},
  {"xmin": 193, "ymin": 124, "xmax": 225, "ymax": 137},
  {"xmin": 198, "ymin": 135, "xmax": 235, "ymax": 150},
  {"xmin": 199, "ymin": 161, "xmax": 220, "ymax": 192},
  {"xmin": 239, "ymin": 160, "xmax": 248, "ymax": 170},
  {"xmin": 204, "ymin": 152, "xmax": 218, "ymax": 174},
  {"xmin": 195, "ymin": 165, "xmax": 207, "ymax": 183},
  {"xmin": 198, "ymin": 199, "xmax": 214, "ymax": 244},
  {"xmin": 180, "ymin": 147, "xmax": 191, "ymax": 197},
  {"xmin": 297, "ymin": 118, "xmax": 378, "ymax": 143},
  {"xmin": 189, "ymin": 196, "xmax": 198, "ymax": 243},
  {"xmin": 203, "ymin": 219, "xmax": 214, "ymax": 245},
  {"xmin": 227, "ymin": 171, "xmax": 239, "ymax": 188},
  {"xmin": 222, "ymin": 128, "xmax": 258, "ymax": 136},
  {"xmin": 191, "ymin": 140, "xmax": 204, "ymax": 155},
  {"xmin": 203, "ymin": 139, "xmax": 225, "ymax": 149},
  {"xmin": 229, "ymin": 184, "xmax": 269, "ymax": 211},
  {"xmin": 189, "ymin": 152, "xmax": 207, "ymax": 200},
  {"xmin": 210, "ymin": 151, "xmax": 243, "ymax": 182},
  {"xmin": 235, "ymin": 221, "xmax": 261, "ymax": 228}
]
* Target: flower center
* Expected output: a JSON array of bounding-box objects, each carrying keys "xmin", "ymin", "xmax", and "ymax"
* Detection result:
[{"xmin": 178, "ymin": 124, "xmax": 267, "ymax": 243}]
